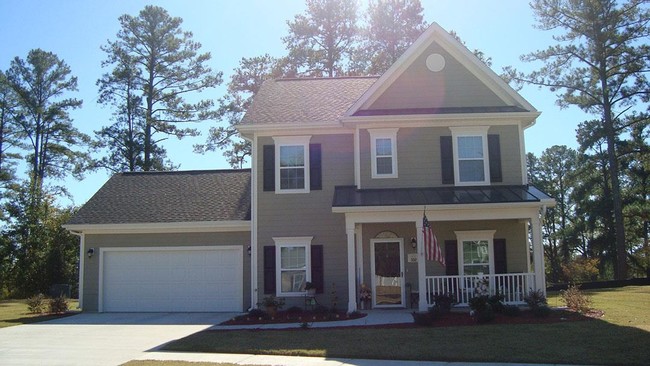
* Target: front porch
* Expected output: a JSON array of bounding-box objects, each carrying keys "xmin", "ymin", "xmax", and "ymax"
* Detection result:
[{"xmin": 425, "ymin": 272, "xmax": 535, "ymax": 306}]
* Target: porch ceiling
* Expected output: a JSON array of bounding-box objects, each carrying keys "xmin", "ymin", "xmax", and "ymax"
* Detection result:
[{"xmin": 332, "ymin": 185, "xmax": 553, "ymax": 208}]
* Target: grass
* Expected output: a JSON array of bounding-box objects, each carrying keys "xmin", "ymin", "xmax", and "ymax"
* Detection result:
[
  {"xmin": 164, "ymin": 286, "xmax": 650, "ymax": 366},
  {"xmin": 0, "ymin": 298, "xmax": 80, "ymax": 328}
]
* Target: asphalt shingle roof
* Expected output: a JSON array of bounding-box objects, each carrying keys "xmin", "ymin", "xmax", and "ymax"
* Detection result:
[
  {"xmin": 240, "ymin": 77, "xmax": 378, "ymax": 125},
  {"xmin": 67, "ymin": 169, "xmax": 251, "ymax": 225}
]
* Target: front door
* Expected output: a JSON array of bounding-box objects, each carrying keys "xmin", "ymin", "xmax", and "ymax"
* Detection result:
[{"xmin": 371, "ymin": 239, "xmax": 404, "ymax": 308}]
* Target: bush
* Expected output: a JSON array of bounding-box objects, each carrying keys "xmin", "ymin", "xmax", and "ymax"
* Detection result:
[
  {"xmin": 524, "ymin": 289, "xmax": 547, "ymax": 308},
  {"xmin": 488, "ymin": 293, "xmax": 505, "ymax": 313},
  {"xmin": 26, "ymin": 293, "xmax": 46, "ymax": 314},
  {"xmin": 48, "ymin": 296, "xmax": 68, "ymax": 314},
  {"xmin": 561, "ymin": 284, "xmax": 592, "ymax": 314},
  {"xmin": 503, "ymin": 304, "xmax": 521, "ymax": 317},
  {"xmin": 532, "ymin": 304, "xmax": 552, "ymax": 318},
  {"xmin": 286, "ymin": 306, "xmax": 303, "ymax": 316},
  {"xmin": 469, "ymin": 295, "xmax": 495, "ymax": 323},
  {"xmin": 561, "ymin": 257, "xmax": 600, "ymax": 283},
  {"xmin": 248, "ymin": 308, "xmax": 268, "ymax": 319},
  {"xmin": 432, "ymin": 293, "xmax": 455, "ymax": 314}
]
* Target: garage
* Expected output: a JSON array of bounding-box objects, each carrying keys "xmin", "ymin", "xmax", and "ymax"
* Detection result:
[{"xmin": 100, "ymin": 246, "xmax": 243, "ymax": 312}]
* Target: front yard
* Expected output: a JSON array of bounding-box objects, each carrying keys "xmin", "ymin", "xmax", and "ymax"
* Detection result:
[
  {"xmin": 0, "ymin": 298, "xmax": 79, "ymax": 328},
  {"xmin": 163, "ymin": 286, "xmax": 650, "ymax": 366}
]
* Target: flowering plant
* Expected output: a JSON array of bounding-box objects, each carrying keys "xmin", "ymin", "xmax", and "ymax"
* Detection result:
[
  {"xmin": 359, "ymin": 283, "xmax": 372, "ymax": 301},
  {"xmin": 474, "ymin": 277, "xmax": 489, "ymax": 297}
]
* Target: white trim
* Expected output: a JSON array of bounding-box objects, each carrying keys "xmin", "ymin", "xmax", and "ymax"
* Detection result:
[
  {"xmin": 450, "ymin": 126, "xmax": 490, "ymax": 186},
  {"xmin": 63, "ymin": 221, "xmax": 251, "ymax": 234},
  {"xmin": 354, "ymin": 127, "xmax": 361, "ymax": 188},
  {"xmin": 98, "ymin": 245, "xmax": 243, "ymax": 313},
  {"xmin": 369, "ymin": 128, "xmax": 399, "ymax": 179},
  {"xmin": 455, "ymin": 230, "xmax": 497, "ymax": 277},
  {"xmin": 342, "ymin": 112, "xmax": 540, "ymax": 128},
  {"xmin": 251, "ymin": 134, "xmax": 259, "ymax": 310},
  {"xmin": 273, "ymin": 237, "xmax": 314, "ymax": 297},
  {"xmin": 370, "ymin": 238, "xmax": 405, "ymax": 308},
  {"xmin": 518, "ymin": 123, "xmax": 528, "ymax": 185},
  {"xmin": 344, "ymin": 22, "xmax": 538, "ymax": 118},
  {"xmin": 273, "ymin": 135, "xmax": 312, "ymax": 194}
]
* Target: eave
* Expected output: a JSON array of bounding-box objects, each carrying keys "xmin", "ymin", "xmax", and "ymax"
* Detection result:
[{"xmin": 63, "ymin": 220, "xmax": 251, "ymax": 234}]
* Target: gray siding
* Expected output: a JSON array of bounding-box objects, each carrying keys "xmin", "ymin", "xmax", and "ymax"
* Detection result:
[
  {"xmin": 360, "ymin": 125, "xmax": 523, "ymax": 189},
  {"xmin": 366, "ymin": 41, "xmax": 506, "ymax": 110},
  {"xmin": 256, "ymin": 134, "xmax": 355, "ymax": 307},
  {"xmin": 360, "ymin": 219, "xmax": 528, "ymax": 288},
  {"xmin": 83, "ymin": 231, "xmax": 251, "ymax": 312}
]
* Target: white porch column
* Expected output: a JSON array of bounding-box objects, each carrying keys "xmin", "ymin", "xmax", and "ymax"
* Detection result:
[
  {"xmin": 416, "ymin": 219, "xmax": 427, "ymax": 311},
  {"xmin": 346, "ymin": 224, "xmax": 357, "ymax": 313},
  {"xmin": 355, "ymin": 224, "xmax": 363, "ymax": 287},
  {"xmin": 531, "ymin": 212, "xmax": 546, "ymax": 296}
]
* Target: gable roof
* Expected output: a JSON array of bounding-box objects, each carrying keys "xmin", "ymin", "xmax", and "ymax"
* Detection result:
[
  {"xmin": 66, "ymin": 169, "xmax": 251, "ymax": 226},
  {"xmin": 345, "ymin": 22, "xmax": 538, "ymax": 120},
  {"xmin": 239, "ymin": 77, "xmax": 377, "ymax": 128}
]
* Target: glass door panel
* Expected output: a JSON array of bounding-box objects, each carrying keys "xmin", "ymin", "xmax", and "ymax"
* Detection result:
[{"xmin": 372, "ymin": 240, "xmax": 404, "ymax": 307}]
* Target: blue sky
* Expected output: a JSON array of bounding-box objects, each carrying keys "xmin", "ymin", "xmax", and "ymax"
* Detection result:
[{"xmin": 0, "ymin": 0, "xmax": 587, "ymax": 206}]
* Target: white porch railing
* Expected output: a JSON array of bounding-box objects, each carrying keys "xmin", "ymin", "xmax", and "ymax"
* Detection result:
[{"xmin": 425, "ymin": 273, "xmax": 535, "ymax": 306}]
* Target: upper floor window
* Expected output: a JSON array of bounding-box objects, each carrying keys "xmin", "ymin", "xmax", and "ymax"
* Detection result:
[
  {"xmin": 450, "ymin": 127, "xmax": 490, "ymax": 185},
  {"xmin": 369, "ymin": 128, "xmax": 398, "ymax": 179},
  {"xmin": 273, "ymin": 136, "xmax": 311, "ymax": 193}
]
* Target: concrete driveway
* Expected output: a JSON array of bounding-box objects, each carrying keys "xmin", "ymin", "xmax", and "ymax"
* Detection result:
[{"xmin": 0, "ymin": 312, "xmax": 237, "ymax": 366}]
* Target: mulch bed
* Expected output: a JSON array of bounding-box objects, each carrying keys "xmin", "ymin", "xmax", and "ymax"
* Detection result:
[
  {"xmin": 221, "ymin": 307, "xmax": 600, "ymax": 328},
  {"xmin": 221, "ymin": 309, "xmax": 367, "ymax": 325}
]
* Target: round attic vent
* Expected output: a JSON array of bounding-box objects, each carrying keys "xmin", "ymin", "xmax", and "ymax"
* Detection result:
[{"xmin": 426, "ymin": 53, "xmax": 446, "ymax": 72}]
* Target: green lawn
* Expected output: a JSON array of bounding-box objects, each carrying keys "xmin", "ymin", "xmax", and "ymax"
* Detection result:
[
  {"xmin": 0, "ymin": 299, "xmax": 80, "ymax": 328},
  {"xmin": 163, "ymin": 286, "xmax": 650, "ymax": 366}
]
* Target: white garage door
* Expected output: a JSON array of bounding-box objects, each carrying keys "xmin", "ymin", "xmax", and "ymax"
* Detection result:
[{"xmin": 101, "ymin": 246, "xmax": 242, "ymax": 312}]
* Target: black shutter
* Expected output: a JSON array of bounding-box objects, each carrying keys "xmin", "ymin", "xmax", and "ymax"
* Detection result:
[
  {"xmin": 494, "ymin": 239, "xmax": 507, "ymax": 274},
  {"xmin": 311, "ymin": 245, "xmax": 324, "ymax": 294},
  {"xmin": 309, "ymin": 144, "xmax": 322, "ymax": 191},
  {"xmin": 440, "ymin": 136, "xmax": 454, "ymax": 184},
  {"xmin": 263, "ymin": 246, "xmax": 276, "ymax": 294},
  {"xmin": 263, "ymin": 145, "xmax": 275, "ymax": 191},
  {"xmin": 488, "ymin": 134, "xmax": 502, "ymax": 183},
  {"xmin": 445, "ymin": 240, "xmax": 458, "ymax": 275}
]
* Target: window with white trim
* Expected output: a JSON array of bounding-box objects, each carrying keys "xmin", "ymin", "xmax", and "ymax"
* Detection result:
[
  {"xmin": 369, "ymin": 129, "xmax": 398, "ymax": 178},
  {"xmin": 450, "ymin": 127, "xmax": 490, "ymax": 185},
  {"xmin": 273, "ymin": 237, "xmax": 313, "ymax": 296},
  {"xmin": 455, "ymin": 230, "xmax": 496, "ymax": 276},
  {"xmin": 273, "ymin": 136, "xmax": 311, "ymax": 193}
]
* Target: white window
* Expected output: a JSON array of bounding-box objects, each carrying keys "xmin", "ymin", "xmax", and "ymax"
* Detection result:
[
  {"xmin": 369, "ymin": 129, "xmax": 398, "ymax": 178},
  {"xmin": 273, "ymin": 136, "xmax": 311, "ymax": 193},
  {"xmin": 450, "ymin": 127, "xmax": 490, "ymax": 185},
  {"xmin": 455, "ymin": 230, "xmax": 496, "ymax": 276},
  {"xmin": 273, "ymin": 237, "xmax": 313, "ymax": 296}
]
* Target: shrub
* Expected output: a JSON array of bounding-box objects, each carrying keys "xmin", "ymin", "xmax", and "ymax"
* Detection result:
[
  {"xmin": 286, "ymin": 306, "xmax": 303, "ymax": 316},
  {"xmin": 532, "ymin": 304, "xmax": 552, "ymax": 318},
  {"xmin": 561, "ymin": 284, "xmax": 592, "ymax": 314},
  {"xmin": 432, "ymin": 293, "xmax": 455, "ymax": 314},
  {"xmin": 503, "ymin": 304, "xmax": 521, "ymax": 317},
  {"xmin": 487, "ymin": 293, "xmax": 505, "ymax": 313},
  {"xmin": 48, "ymin": 296, "xmax": 68, "ymax": 314},
  {"xmin": 561, "ymin": 257, "xmax": 600, "ymax": 283},
  {"xmin": 26, "ymin": 293, "xmax": 46, "ymax": 314},
  {"xmin": 524, "ymin": 289, "xmax": 547, "ymax": 309},
  {"xmin": 469, "ymin": 295, "xmax": 495, "ymax": 323},
  {"xmin": 411, "ymin": 311, "xmax": 434, "ymax": 326},
  {"xmin": 248, "ymin": 308, "xmax": 268, "ymax": 319}
]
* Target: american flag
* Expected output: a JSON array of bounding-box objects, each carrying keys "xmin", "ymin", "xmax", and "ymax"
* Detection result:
[{"xmin": 423, "ymin": 213, "xmax": 445, "ymax": 266}]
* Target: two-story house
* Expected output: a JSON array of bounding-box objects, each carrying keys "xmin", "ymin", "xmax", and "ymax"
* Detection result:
[{"xmin": 65, "ymin": 23, "xmax": 554, "ymax": 313}]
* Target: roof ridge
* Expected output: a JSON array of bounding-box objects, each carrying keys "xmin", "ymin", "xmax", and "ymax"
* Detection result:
[
  {"xmin": 274, "ymin": 76, "xmax": 379, "ymax": 82},
  {"xmin": 120, "ymin": 168, "xmax": 251, "ymax": 176}
]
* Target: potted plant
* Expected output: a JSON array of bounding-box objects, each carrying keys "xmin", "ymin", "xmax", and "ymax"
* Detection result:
[
  {"xmin": 359, "ymin": 283, "xmax": 371, "ymax": 310},
  {"xmin": 259, "ymin": 295, "xmax": 285, "ymax": 317},
  {"xmin": 304, "ymin": 281, "xmax": 317, "ymax": 296}
]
